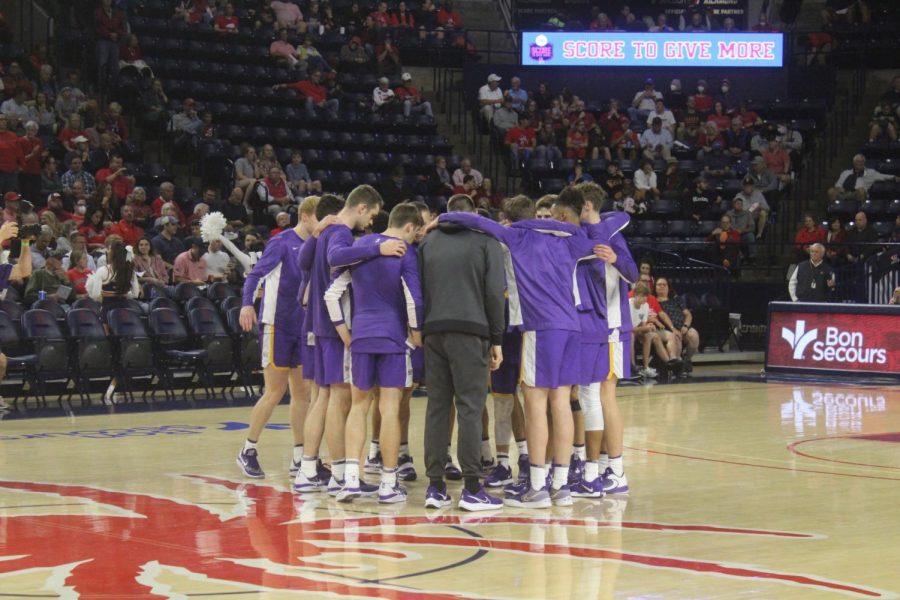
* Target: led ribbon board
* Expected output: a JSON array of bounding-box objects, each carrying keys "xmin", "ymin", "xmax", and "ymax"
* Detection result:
[{"xmin": 521, "ymin": 32, "xmax": 783, "ymax": 68}]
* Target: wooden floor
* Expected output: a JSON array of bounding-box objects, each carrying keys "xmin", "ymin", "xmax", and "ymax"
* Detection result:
[{"xmin": 0, "ymin": 378, "xmax": 898, "ymax": 599}]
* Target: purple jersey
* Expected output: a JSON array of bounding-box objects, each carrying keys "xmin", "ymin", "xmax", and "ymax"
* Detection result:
[
  {"xmin": 298, "ymin": 223, "xmax": 384, "ymax": 339},
  {"xmin": 325, "ymin": 233, "xmax": 423, "ymax": 354},
  {"xmin": 438, "ymin": 213, "xmax": 603, "ymax": 332},
  {"xmin": 241, "ymin": 229, "xmax": 306, "ymax": 330},
  {"xmin": 576, "ymin": 213, "xmax": 637, "ymax": 339}
]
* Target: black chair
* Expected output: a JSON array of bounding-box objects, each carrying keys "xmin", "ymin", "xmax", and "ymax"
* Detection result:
[
  {"xmin": 226, "ymin": 306, "xmax": 261, "ymax": 395},
  {"xmin": 185, "ymin": 296, "xmax": 216, "ymax": 315},
  {"xmin": 72, "ymin": 298, "xmax": 102, "ymax": 318},
  {"xmin": 148, "ymin": 308, "xmax": 210, "ymax": 400},
  {"xmin": 0, "ymin": 311, "xmax": 36, "ymax": 408},
  {"xmin": 21, "ymin": 309, "xmax": 71, "ymax": 408},
  {"xmin": 150, "ymin": 296, "xmax": 181, "ymax": 315},
  {"xmin": 66, "ymin": 309, "xmax": 114, "ymax": 406},
  {"xmin": 220, "ymin": 296, "xmax": 242, "ymax": 315},
  {"xmin": 174, "ymin": 282, "xmax": 203, "ymax": 302},
  {"xmin": 142, "ymin": 282, "xmax": 168, "ymax": 300},
  {"xmin": 31, "ymin": 299, "xmax": 67, "ymax": 324},
  {"xmin": 107, "ymin": 308, "xmax": 162, "ymax": 403},
  {"xmin": 0, "ymin": 299, "xmax": 24, "ymax": 323},
  {"xmin": 187, "ymin": 306, "xmax": 238, "ymax": 397},
  {"xmin": 207, "ymin": 281, "xmax": 237, "ymax": 301}
]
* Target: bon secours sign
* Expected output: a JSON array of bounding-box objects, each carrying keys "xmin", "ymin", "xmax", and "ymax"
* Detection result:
[{"xmin": 521, "ymin": 32, "xmax": 783, "ymax": 68}]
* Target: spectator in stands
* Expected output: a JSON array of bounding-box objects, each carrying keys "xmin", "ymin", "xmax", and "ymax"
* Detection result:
[
  {"xmin": 452, "ymin": 157, "xmax": 483, "ymax": 187},
  {"xmin": 271, "ymin": 0, "xmax": 305, "ymax": 31},
  {"xmin": 233, "ymin": 143, "xmax": 259, "ymax": 200},
  {"xmin": 152, "ymin": 182, "xmax": 187, "ymax": 225},
  {"xmin": 39, "ymin": 192, "xmax": 74, "ymax": 224},
  {"xmin": 58, "ymin": 115, "xmax": 87, "ymax": 154},
  {"xmin": 31, "ymin": 93, "xmax": 56, "ymax": 137},
  {"xmin": 633, "ymin": 159, "xmax": 660, "ymax": 205},
  {"xmin": 660, "ymin": 157, "xmax": 688, "ymax": 196},
  {"xmin": 24, "ymin": 250, "xmax": 75, "ymax": 305},
  {"xmin": 609, "ymin": 120, "xmax": 640, "ymax": 160},
  {"xmin": 66, "ymin": 249, "xmax": 92, "ymax": 298},
  {"xmin": 472, "ymin": 177, "xmax": 502, "ymax": 209},
  {"xmin": 505, "ymin": 113, "xmax": 536, "ymax": 169},
  {"xmin": 173, "ymin": 240, "xmax": 208, "ymax": 285},
  {"xmin": 733, "ymin": 178, "xmax": 770, "ymax": 240},
  {"xmin": 189, "ymin": 202, "xmax": 209, "ymax": 227},
  {"xmin": 213, "ymin": 1, "xmax": 240, "ymax": 34},
  {"xmin": 339, "ymin": 36, "xmax": 371, "ymax": 74},
  {"xmin": 686, "ymin": 176, "xmax": 719, "ymax": 221},
  {"xmin": 708, "ymin": 213, "xmax": 741, "ymax": 270},
  {"xmin": 270, "ymin": 211, "xmax": 291, "ymax": 236},
  {"xmin": 119, "ymin": 33, "xmax": 152, "ymax": 78},
  {"xmin": 255, "ymin": 144, "xmax": 279, "ymax": 179},
  {"xmin": 825, "ymin": 217, "xmax": 848, "ymax": 265},
  {"xmin": 647, "ymin": 99, "xmax": 677, "ymax": 135},
  {"xmin": 94, "ymin": 0, "xmax": 126, "ymax": 90},
  {"xmin": 789, "ymin": 243, "xmax": 834, "ymax": 302},
  {"xmin": 374, "ymin": 34, "xmax": 402, "ymax": 76},
  {"xmin": 80, "ymin": 208, "xmax": 109, "ymax": 251},
  {"xmin": 61, "ymin": 157, "xmax": 96, "ymax": 197},
  {"xmin": 270, "ymin": 28, "xmax": 302, "ymax": 69},
  {"xmin": 706, "ymin": 102, "xmax": 731, "ymax": 132},
  {"xmin": 40, "ymin": 156, "xmax": 62, "ymax": 200},
  {"xmin": 736, "ymin": 102, "xmax": 762, "ymax": 130},
  {"xmin": 261, "ymin": 166, "xmax": 293, "ymax": 217},
  {"xmin": 29, "ymin": 231, "xmax": 51, "ymax": 270},
  {"xmin": 504, "ymin": 77, "xmax": 528, "ymax": 113},
  {"xmin": 828, "ymin": 153, "xmax": 899, "ymax": 203},
  {"xmin": 299, "ymin": 36, "xmax": 331, "ymax": 74},
  {"xmin": 168, "ymin": 98, "xmax": 203, "ymax": 150},
  {"xmin": 426, "ymin": 155, "xmax": 454, "ymax": 198},
  {"xmin": 437, "ymin": 0, "xmax": 462, "ymax": 28},
  {"xmin": 600, "ymin": 161, "xmax": 626, "ymax": 202},
  {"xmin": 62, "ymin": 231, "xmax": 97, "ymax": 270},
  {"xmin": 395, "ymin": 73, "xmax": 433, "ymax": 119},
  {"xmin": 478, "ymin": 74, "xmax": 504, "ymax": 125},
  {"xmin": 391, "ymin": 2, "xmax": 416, "ymax": 31},
  {"xmin": 275, "ymin": 70, "xmax": 339, "ymax": 120},
  {"xmin": 452, "ymin": 174, "xmax": 476, "ymax": 197},
  {"xmin": 380, "ymin": 166, "xmax": 415, "ymax": 211},
  {"xmin": 794, "ymin": 213, "xmax": 827, "ymax": 262},
  {"xmin": 565, "ymin": 121, "xmax": 590, "ymax": 160},
  {"xmin": 139, "ymin": 79, "xmax": 168, "ymax": 132},
  {"xmin": 716, "ymin": 79, "xmax": 738, "ymax": 111},
  {"xmin": 752, "ymin": 13, "xmax": 778, "ymax": 32},
  {"xmin": 845, "ymin": 211, "xmax": 880, "ymax": 263},
  {"xmin": 372, "ymin": 77, "xmax": 398, "ymax": 112},
  {"xmin": 724, "ymin": 118, "xmax": 751, "ymax": 162},
  {"xmin": 491, "ymin": 97, "xmax": 518, "ymax": 136},
  {"xmin": 134, "ymin": 236, "xmax": 168, "ymax": 286},
  {"xmin": 679, "ymin": 0, "xmax": 712, "ymax": 30},
  {"xmin": 534, "ymin": 121, "xmax": 563, "ymax": 164},
  {"xmin": 629, "ymin": 283, "xmax": 671, "ymax": 379},
  {"xmin": 95, "ymin": 154, "xmax": 135, "ymax": 204},
  {"xmin": 203, "ymin": 238, "xmax": 231, "ymax": 282},
  {"xmin": 748, "ymin": 156, "xmax": 779, "ymax": 195},
  {"xmin": 152, "ymin": 217, "xmax": 185, "ymax": 266},
  {"xmin": 761, "ymin": 138, "xmax": 793, "ymax": 188},
  {"xmin": 640, "ymin": 117, "xmax": 673, "ymax": 161},
  {"xmin": 108, "ymin": 204, "xmax": 144, "ymax": 247},
  {"xmin": 285, "ymin": 150, "xmax": 321, "ymax": 197},
  {"xmin": 568, "ymin": 161, "xmax": 593, "ymax": 185},
  {"xmin": 690, "ymin": 80, "xmax": 713, "ymax": 114},
  {"xmin": 725, "ymin": 197, "xmax": 758, "ymax": 261},
  {"xmin": 15, "ymin": 121, "xmax": 42, "ymax": 203},
  {"xmin": 90, "ymin": 134, "xmax": 114, "ymax": 173},
  {"xmin": 217, "ymin": 186, "xmax": 250, "ymax": 229},
  {"xmin": 1, "ymin": 90, "xmax": 29, "ymax": 132},
  {"xmin": 868, "ymin": 100, "xmax": 898, "ymax": 143},
  {"xmin": 629, "ymin": 78, "xmax": 663, "ymax": 123},
  {"xmin": 54, "ymin": 87, "xmax": 78, "ymax": 124}
]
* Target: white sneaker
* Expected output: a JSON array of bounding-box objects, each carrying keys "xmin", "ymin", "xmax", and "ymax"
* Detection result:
[
  {"xmin": 601, "ymin": 468, "xmax": 629, "ymax": 495},
  {"xmin": 639, "ymin": 366, "xmax": 658, "ymax": 378}
]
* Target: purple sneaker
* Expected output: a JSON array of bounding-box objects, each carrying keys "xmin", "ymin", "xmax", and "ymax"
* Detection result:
[
  {"xmin": 378, "ymin": 482, "xmax": 408, "ymax": 504},
  {"xmin": 503, "ymin": 484, "xmax": 551, "ymax": 509},
  {"xmin": 481, "ymin": 457, "xmax": 497, "ymax": 476},
  {"xmin": 336, "ymin": 482, "xmax": 361, "ymax": 503},
  {"xmin": 364, "ymin": 452, "xmax": 382, "ymax": 475},
  {"xmin": 568, "ymin": 456, "xmax": 585, "ymax": 486},
  {"xmin": 293, "ymin": 471, "xmax": 326, "ymax": 494},
  {"xmin": 504, "ymin": 479, "xmax": 529, "ymax": 497},
  {"xmin": 359, "ymin": 480, "xmax": 380, "ymax": 497},
  {"xmin": 316, "ymin": 460, "xmax": 332, "ymax": 481},
  {"xmin": 600, "ymin": 468, "xmax": 629, "ymax": 495},
  {"xmin": 424, "ymin": 485, "xmax": 452, "ymax": 509},
  {"xmin": 485, "ymin": 463, "xmax": 514, "ymax": 488},
  {"xmin": 516, "ymin": 454, "xmax": 530, "ymax": 482},
  {"xmin": 550, "ymin": 485, "xmax": 573, "ymax": 507},
  {"xmin": 570, "ymin": 476, "xmax": 605, "ymax": 499},
  {"xmin": 397, "ymin": 455, "xmax": 417, "ymax": 482},
  {"xmin": 444, "ymin": 458, "xmax": 462, "ymax": 481},
  {"xmin": 458, "ymin": 486, "xmax": 503, "ymax": 512},
  {"xmin": 236, "ymin": 448, "xmax": 265, "ymax": 479},
  {"xmin": 327, "ymin": 476, "xmax": 344, "ymax": 496}
]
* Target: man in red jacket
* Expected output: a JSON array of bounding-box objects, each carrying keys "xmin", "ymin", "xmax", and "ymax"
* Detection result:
[
  {"xmin": 109, "ymin": 205, "xmax": 145, "ymax": 247},
  {"xmin": 95, "ymin": 0, "xmax": 126, "ymax": 89},
  {"xmin": 274, "ymin": 70, "xmax": 339, "ymax": 120},
  {"xmin": 0, "ymin": 114, "xmax": 23, "ymax": 195}
]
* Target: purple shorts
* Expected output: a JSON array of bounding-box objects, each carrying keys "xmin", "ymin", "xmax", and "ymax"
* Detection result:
[
  {"xmin": 313, "ymin": 336, "xmax": 350, "ymax": 386},
  {"xmin": 410, "ymin": 346, "xmax": 424, "ymax": 384},
  {"xmin": 521, "ymin": 329, "xmax": 581, "ymax": 389},
  {"xmin": 579, "ymin": 342, "xmax": 611, "ymax": 386},
  {"xmin": 260, "ymin": 325, "xmax": 303, "ymax": 370},
  {"xmin": 351, "ymin": 351, "xmax": 412, "ymax": 391}
]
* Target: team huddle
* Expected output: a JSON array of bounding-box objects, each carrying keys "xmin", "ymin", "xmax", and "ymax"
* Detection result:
[{"xmin": 235, "ymin": 182, "xmax": 636, "ymax": 511}]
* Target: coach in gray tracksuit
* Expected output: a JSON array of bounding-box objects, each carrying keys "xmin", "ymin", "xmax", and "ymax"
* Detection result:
[{"xmin": 418, "ymin": 195, "xmax": 506, "ymax": 496}]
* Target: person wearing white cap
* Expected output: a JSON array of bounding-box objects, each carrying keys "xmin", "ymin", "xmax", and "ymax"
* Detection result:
[
  {"xmin": 373, "ymin": 76, "xmax": 397, "ymax": 112},
  {"xmin": 478, "ymin": 74, "xmax": 504, "ymax": 124},
  {"xmin": 395, "ymin": 73, "xmax": 433, "ymax": 119}
]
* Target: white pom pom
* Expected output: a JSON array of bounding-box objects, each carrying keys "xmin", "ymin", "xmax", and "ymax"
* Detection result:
[{"xmin": 200, "ymin": 212, "xmax": 227, "ymax": 242}]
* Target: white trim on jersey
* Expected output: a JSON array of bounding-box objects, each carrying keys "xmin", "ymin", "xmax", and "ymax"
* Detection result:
[
  {"xmin": 608, "ymin": 329, "xmax": 625, "ymax": 380},
  {"xmin": 605, "ymin": 263, "xmax": 623, "ymax": 330},
  {"xmin": 324, "ymin": 270, "xmax": 352, "ymax": 325},
  {"xmin": 261, "ymin": 325, "xmax": 274, "ymax": 369},
  {"xmin": 405, "ymin": 350, "xmax": 413, "ymax": 388},
  {"xmin": 401, "ymin": 276, "xmax": 418, "ymax": 329},
  {"xmin": 501, "ymin": 244, "xmax": 524, "ymax": 327},
  {"xmin": 261, "ymin": 263, "xmax": 283, "ymax": 324},
  {"xmin": 521, "ymin": 330, "xmax": 537, "ymax": 387}
]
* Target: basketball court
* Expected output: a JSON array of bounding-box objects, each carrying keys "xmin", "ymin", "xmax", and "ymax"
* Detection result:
[{"xmin": 0, "ymin": 378, "xmax": 897, "ymax": 598}]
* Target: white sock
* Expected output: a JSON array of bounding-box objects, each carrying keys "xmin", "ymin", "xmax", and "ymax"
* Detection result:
[
  {"xmin": 243, "ymin": 439, "xmax": 257, "ymax": 452},
  {"xmin": 399, "ymin": 442, "xmax": 410, "ymax": 456},
  {"xmin": 599, "ymin": 452, "xmax": 609, "ymax": 472},
  {"xmin": 609, "ymin": 455, "xmax": 623, "ymax": 476},
  {"xmin": 292, "ymin": 444, "xmax": 304, "ymax": 463},
  {"xmin": 345, "ymin": 460, "xmax": 359, "ymax": 485},
  {"xmin": 573, "ymin": 444, "xmax": 586, "ymax": 461},
  {"xmin": 516, "ymin": 439, "xmax": 529, "ymax": 456},
  {"xmin": 368, "ymin": 440, "xmax": 380, "ymax": 459},
  {"xmin": 584, "ymin": 461, "xmax": 599, "ymax": 483},
  {"xmin": 300, "ymin": 456, "xmax": 318, "ymax": 478},
  {"xmin": 552, "ymin": 465, "xmax": 569, "ymax": 490},
  {"xmin": 382, "ymin": 467, "xmax": 397, "ymax": 487},
  {"xmin": 498, "ymin": 453, "xmax": 510, "ymax": 467},
  {"xmin": 331, "ymin": 459, "xmax": 345, "ymax": 480},
  {"xmin": 543, "ymin": 463, "xmax": 551, "ymax": 471},
  {"xmin": 529, "ymin": 465, "xmax": 546, "ymax": 491},
  {"xmin": 481, "ymin": 439, "xmax": 493, "ymax": 462}
]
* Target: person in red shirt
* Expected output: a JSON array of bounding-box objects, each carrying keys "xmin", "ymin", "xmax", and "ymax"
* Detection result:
[
  {"xmin": 794, "ymin": 213, "xmax": 827, "ymax": 262},
  {"xmin": 17, "ymin": 121, "xmax": 43, "ymax": 204},
  {"xmin": 274, "ymin": 70, "xmax": 339, "ymax": 120},
  {"xmin": 108, "ymin": 204, "xmax": 145, "ymax": 247},
  {"xmin": 269, "ymin": 211, "xmax": 291, "ymax": 237},
  {"xmin": 95, "ymin": 0, "xmax": 126, "ymax": 89},
  {"xmin": 150, "ymin": 182, "xmax": 188, "ymax": 226},
  {"xmin": 58, "ymin": 114, "xmax": 87, "ymax": 153},
  {"xmin": 119, "ymin": 34, "xmax": 152, "ymax": 77},
  {"xmin": 437, "ymin": 0, "xmax": 462, "ymax": 28},
  {"xmin": 38, "ymin": 193, "xmax": 75, "ymax": 223},
  {"xmin": 369, "ymin": 2, "xmax": 392, "ymax": 28},
  {"xmin": 394, "ymin": 73, "xmax": 433, "ymax": 118},
  {"xmin": 505, "ymin": 113, "xmax": 536, "ymax": 168},
  {"xmin": 566, "ymin": 121, "xmax": 589, "ymax": 159},
  {"xmin": 261, "ymin": 166, "xmax": 292, "ymax": 217},
  {"xmin": 691, "ymin": 80, "xmax": 714, "ymax": 114},
  {"xmin": 391, "ymin": 2, "xmax": 416, "ymax": 28},
  {"xmin": 762, "ymin": 138, "xmax": 792, "ymax": 185},
  {"xmin": 103, "ymin": 102, "xmax": 129, "ymax": 143},
  {"xmin": 95, "ymin": 155, "xmax": 135, "ymax": 203},
  {"xmin": 214, "ymin": 2, "xmax": 240, "ymax": 34},
  {"xmin": 0, "ymin": 114, "xmax": 24, "ymax": 194},
  {"xmin": 80, "ymin": 207, "xmax": 110, "ymax": 251},
  {"xmin": 66, "ymin": 250, "xmax": 92, "ymax": 297},
  {"xmin": 706, "ymin": 102, "xmax": 731, "ymax": 132},
  {"xmin": 708, "ymin": 213, "xmax": 742, "ymax": 270},
  {"xmin": 609, "ymin": 121, "xmax": 640, "ymax": 160},
  {"xmin": 599, "ymin": 99, "xmax": 631, "ymax": 137}
]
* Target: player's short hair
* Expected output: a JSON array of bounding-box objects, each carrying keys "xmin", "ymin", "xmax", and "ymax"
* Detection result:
[
  {"xmin": 371, "ymin": 210, "xmax": 389, "ymax": 233},
  {"xmin": 298, "ymin": 195, "xmax": 319, "ymax": 216},
  {"xmin": 505, "ymin": 195, "xmax": 535, "ymax": 222},
  {"xmin": 409, "ymin": 200, "xmax": 431, "ymax": 215},
  {"xmin": 388, "ymin": 203, "xmax": 425, "ymax": 230},
  {"xmin": 315, "ymin": 194, "xmax": 344, "ymax": 220},
  {"xmin": 345, "ymin": 184, "xmax": 383, "ymax": 210},
  {"xmin": 554, "ymin": 185, "xmax": 584, "ymax": 217},
  {"xmin": 574, "ymin": 181, "xmax": 606, "ymax": 209},
  {"xmin": 535, "ymin": 195, "xmax": 556, "ymax": 209},
  {"xmin": 633, "ymin": 282, "xmax": 650, "ymax": 297},
  {"xmin": 447, "ymin": 194, "xmax": 475, "ymax": 213}
]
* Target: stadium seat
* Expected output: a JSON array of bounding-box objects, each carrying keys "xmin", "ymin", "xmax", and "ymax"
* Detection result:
[
  {"xmin": 66, "ymin": 309, "xmax": 114, "ymax": 405},
  {"xmin": 174, "ymin": 282, "xmax": 203, "ymax": 302},
  {"xmin": 0, "ymin": 310, "xmax": 36, "ymax": 407},
  {"xmin": 666, "ymin": 220, "xmax": 694, "ymax": 237},
  {"xmin": 21, "ymin": 309, "xmax": 70, "ymax": 408},
  {"xmin": 0, "ymin": 299, "xmax": 24, "ymax": 324},
  {"xmin": 30, "ymin": 299, "xmax": 67, "ymax": 326},
  {"xmin": 187, "ymin": 307, "xmax": 237, "ymax": 397},
  {"xmin": 148, "ymin": 308, "xmax": 211, "ymax": 400},
  {"xmin": 827, "ymin": 198, "xmax": 859, "ymax": 217},
  {"xmin": 72, "ymin": 298, "xmax": 102, "ymax": 318},
  {"xmin": 226, "ymin": 306, "xmax": 261, "ymax": 396},
  {"xmin": 107, "ymin": 308, "xmax": 161, "ymax": 402},
  {"xmin": 185, "ymin": 296, "xmax": 216, "ymax": 314},
  {"xmin": 150, "ymin": 296, "xmax": 181, "ymax": 315}
]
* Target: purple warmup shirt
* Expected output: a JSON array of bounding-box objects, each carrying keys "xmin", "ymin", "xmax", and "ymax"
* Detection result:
[{"xmin": 241, "ymin": 229, "xmax": 306, "ymax": 330}]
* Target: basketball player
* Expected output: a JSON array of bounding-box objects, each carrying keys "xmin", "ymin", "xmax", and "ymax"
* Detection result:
[
  {"xmin": 325, "ymin": 204, "xmax": 424, "ymax": 503},
  {"xmin": 294, "ymin": 186, "xmax": 400, "ymax": 495},
  {"xmin": 436, "ymin": 195, "xmax": 620, "ymax": 508},
  {"xmin": 236, "ymin": 196, "xmax": 320, "ymax": 478}
]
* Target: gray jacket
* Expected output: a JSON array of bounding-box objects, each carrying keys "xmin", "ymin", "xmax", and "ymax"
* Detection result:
[{"xmin": 418, "ymin": 224, "xmax": 506, "ymax": 344}]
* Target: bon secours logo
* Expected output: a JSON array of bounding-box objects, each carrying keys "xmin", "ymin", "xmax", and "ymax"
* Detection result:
[
  {"xmin": 0, "ymin": 422, "xmax": 281, "ymax": 442},
  {"xmin": 781, "ymin": 320, "xmax": 887, "ymax": 364}
]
